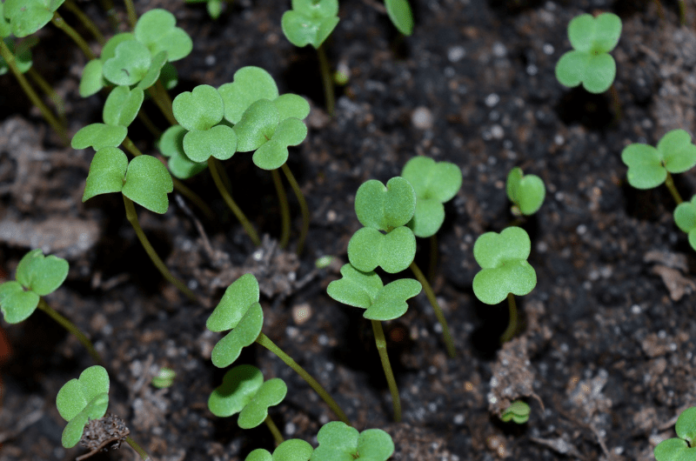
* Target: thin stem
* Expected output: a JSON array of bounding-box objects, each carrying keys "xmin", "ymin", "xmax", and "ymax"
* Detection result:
[
  {"xmin": 122, "ymin": 195, "xmax": 199, "ymax": 302},
  {"xmin": 125, "ymin": 436, "xmax": 151, "ymax": 461},
  {"xmin": 370, "ymin": 320, "xmax": 401, "ymax": 422},
  {"xmin": 409, "ymin": 261, "xmax": 456, "ymax": 358},
  {"xmin": 665, "ymin": 172, "xmax": 684, "ymax": 204},
  {"xmin": 124, "ymin": 0, "xmax": 138, "ymax": 28},
  {"xmin": 64, "ymin": 0, "xmax": 106, "ymax": 45},
  {"xmin": 37, "ymin": 299, "xmax": 102, "ymax": 364},
  {"xmin": 207, "ymin": 158, "xmax": 261, "ymax": 246},
  {"xmin": 316, "ymin": 44, "xmax": 335, "ymax": 116},
  {"xmin": 0, "ymin": 40, "xmax": 68, "ymax": 144},
  {"xmin": 609, "ymin": 83, "xmax": 621, "ymax": 123},
  {"xmin": 678, "ymin": 0, "xmax": 687, "ymax": 25},
  {"xmin": 271, "ymin": 169, "xmax": 291, "ymax": 248},
  {"xmin": 148, "ymin": 82, "xmax": 177, "ymax": 126},
  {"xmin": 428, "ymin": 234, "xmax": 438, "ymax": 283},
  {"xmin": 500, "ymin": 293, "xmax": 518, "ymax": 343},
  {"xmin": 265, "ymin": 415, "xmax": 285, "ymax": 445},
  {"xmin": 27, "ymin": 68, "xmax": 67, "ymax": 122},
  {"xmin": 255, "ymin": 333, "xmax": 351, "ymax": 425},
  {"xmin": 51, "ymin": 12, "xmax": 96, "ymax": 60},
  {"xmin": 280, "ymin": 163, "xmax": 310, "ymax": 255}
]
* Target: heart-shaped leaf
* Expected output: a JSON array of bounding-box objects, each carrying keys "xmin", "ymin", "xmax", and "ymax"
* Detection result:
[
  {"xmin": 658, "ymin": 129, "xmax": 696, "ymax": 173},
  {"xmin": 135, "ymin": 8, "xmax": 192, "ymax": 62},
  {"xmin": 273, "ymin": 94, "xmax": 310, "ymax": 121},
  {"xmin": 211, "ymin": 303, "xmax": 264, "ymax": 368},
  {"xmin": 246, "ymin": 439, "xmax": 314, "ymax": 461},
  {"xmin": 136, "ymin": 50, "xmax": 168, "ymax": 90},
  {"xmin": 407, "ymin": 199, "xmax": 444, "ymax": 238},
  {"xmin": 72, "ymin": 123, "xmax": 127, "ymax": 151},
  {"xmin": 327, "ymin": 264, "xmax": 383, "ymax": 309},
  {"xmin": 0, "ymin": 281, "xmax": 40, "ymax": 324},
  {"xmin": 4, "ymin": 0, "xmax": 66, "ymax": 37},
  {"xmin": 159, "ymin": 125, "xmax": 207, "ymax": 179},
  {"xmin": 207, "ymin": 274, "xmax": 260, "ymax": 331},
  {"xmin": 347, "ymin": 226, "xmax": 416, "ymax": 273},
  {"xmin": 101, "ymin": 32, "xmax": 135, "ymax": 62},
  {"xmin": 182, "ymin": 125, "xmax": 237, "ymax": 162},
  {"xmin": 311, "ymin": 422, "xmax": 394, "ymax": 461},
  {"xmin": 674, "ymin": 196, "xmax": 696, "ymax": 251},
  {"xmin": 281, "ymin": 11, "xmax": 339, "ymax": 49},
  {"xmin": 79, "ymin": 59, "xmax": 105, "ymax": 97},
  {"xmin": 173, "ymin": 84, "xmax": 224, "ymax": 131},
  {"xmin": 367, "ymin": 278, "xmax": 421, "ymax": 321},
  {"xmin": 234, "ymin": 99, "xmax": 281, "ymax": 152},
  {"xmin": 654, "ymin": 437, "xmax": 692, "ymax": 461},
  {"xmin": 506, "ymin": 167, "xmax": 545, "ymax": 216},
  {"xmin": 103, "ymin": 86, "xmax": 144, "ymax": 127},
  {"xmin": 355, "ymin": 177, "xmax": 417, "ymax": 231},
  {"xmin": 56, "ymin": 365, "xmax": 110, "ymax": 422},
  {"xmin": 103, "ymin": 39, "xmax": 152, "ymax": 86},
  {"xmin": 252, "ymin": 118, "xmax": 307, "ymax": 170},
  {"xmin": 567, "ymin": 13, "xmax": 622, "ymax": 54},
  {"xmin": 122, "ymin": 154, "xmax": 174, "ymax": 214},
  {"xmin": 15, "ymin": 248, "xmax": 69, "ymax": 296},
  {"xmin": 61, "ymin": 394, "xmax": 109, "ymax": 448},
  {"xmin": 401, "ymin": 157, "xmax": 462, "ymax": 203},
  {"xmin": 501, "ymin": 400, "xmax": 530, "ymax": 424},
  {"xmin": 472, "ymin": 226, "xmax": 536, "ymax": 304},
  {"xmin": 238, "ymin": 378, "xmax": 287, "ymax": 429},
  {"xmin": 218, "ymin": 66, "xmax": 279, "ymax": 124},
  {"xmin": 677, "ymin": 407, "xmax": 696, "ymax": 444},
  {"xmin": 83, "ymin": 147, "xmax": 128, "ymax": 202},
  {"xmin": 622, "ymin": 130, "xmax": 696, "ymax": 189},
  {"xmin": 385, "ymin": 0, "xmax": 414, "ymax": 36}
]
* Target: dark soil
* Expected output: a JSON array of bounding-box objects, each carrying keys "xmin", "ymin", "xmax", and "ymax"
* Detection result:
[{"xmin": 2, "ymin": 0, "xmax": 696, "ymax": 460}]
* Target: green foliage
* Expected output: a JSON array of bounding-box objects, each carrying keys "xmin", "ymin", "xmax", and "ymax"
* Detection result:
[
  {"xmin": 102, "ymin": 40, "xmax": 152, "ymax": 86},
  {"xmin": 555, "ymin": 13, "xmax": 622, "ymax": 94},
  {"xmin": 56, "ymin": 365, "xmax": 110, "ymax": 448},
  {"xmin": 83, "ymin": 147, "xmax": 174, "ymax": 214},
  {"xmin": 622, "ymin": 129, "xmax": 696, "ymax": 189},
  {"xmin": 186, "ymin": 0, "xmax": 224, "ymax": 20},
  {"xmin": 71, "ymin": 123, "xmax": 127, "ymax": 151},
  {"xmin": 206, "ymin": 274, "xmax": 264, "ymax": 368},
  {"xmin": 401, "ymin": 156, "xmax": 462, "ymax": 237},
  {"xmin": 501, "ymin": 400, "xmax": 530, "ymax": 424},
  {"xmin": 0, "ymin": 37, "xmax": 33, "ymax": 75},
  {"xmin": 3, "ymin": 0, "xmax": 66, "ymax": 38},
  {"xmin": 158, "ymin": 125, "xmax": 207, "ymax": 179},
  {"xmin": 208, "ymin": 364, "xmax": 287, "ymax": 429},
  {"xmin": 674, "ymin": 196, "xmax": 696, "ymax": 251},
  {"xmin": 152, "ymin": 367, "xmax": 176, "ymax": 388},
  {"xmin": 310, "ymin": 421, "xmax": 394, "ymax": 461},
  {"xmin": 135, "ymin": 9, "xmax": 193, "ymax": 61},
  {"xmin": 0, "ymin": 249, "xmax": 69, "ymax": 323},
  {"xmin": 246, "ymin": 439, "xmax": 314, "ymax": 461},
  {"xmin": 218, "ymin": 67, "xmax": 280, "ymax": 124},
  {"xmin": 78, "ymin": 59, "xmax": 104, "ymax": 97},
  {"xmin": 0, "ymin": 3, "xmax": 10, "ymax": 38},
  {"xmin": 315, "ymin": 255, "xmax": 335, "ymax": 269},
  {"xmin": 327, "ymin": 264, "xmax": 421, "ymax": 321},
  {"xmin": 281, "ymin": 0, "xmax": 340, "ymax": 49},
  {"xmin": 472, "ymin": 226, "xmax": 536, "ymax": 305},
  {"xmin": 655, "ymin": 407, "xmax": 696, "ymax": 461},
  {"xmin": 506, "ymin": 167, "xmax": 545, "ymax": 216},
  {"xmin": 102, "ymin": 85, "xmax": 144, "ymax": 127},
  {"xmin": 384, "ymin": 0, "xmax": 414, "ymax": 36},
  {"xmin": 347, "ymin": 226, "xmax": 416, "ymax": 274}
]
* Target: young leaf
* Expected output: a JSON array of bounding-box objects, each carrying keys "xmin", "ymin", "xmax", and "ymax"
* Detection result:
[
  {"xmin": 238, "ymin": 378, "xmax": 287, "ymax": 429},
  {"xmin": 246, "ymin": 439, "xmax": 314, "ymax": 461},
  {"xmin": 622, "ymin": 129, "xmax": 696, "ymax": 189},
  {"xmin": 101, "ymin": 32, "xmax": 135, "ymax": 62},
  {"xmin": 501, "ymin": 400, "xmax": 530, "ymax": 424},
  {"xmin": 234, "ymin": 99, "xmax": 281, "ymax": 151},
  {"xmin": 159, "ymin": 125, "xmax": 207, "ymax": 179},
  {"xmin": 310, "ymin": 422, "xmax": 394, "ymax": 461},
  {"xmin": 210, "ymin": 303, "xmax": 263, "ymax": 367},
  {"xmin": 173, "ymin": 84, "xmax": 224, "ymax": 131},
  {"xmin": 355, "ymin": 177, "xmax": 417, "ymax": 231},
  {"xmin": 136, "ymin": 50, "xmax": 169, "ymax": 90},
  {"xmin": 79, "ymin": 59, "xmax": 105, "ymax": 97},
  {"xmin": 183, "ymin": 124, "xmax": 238, "ymax": 163},
  {"xmin": 134, "ymin": 9, "xmax": 193, "ymax": 62},
  {"xmin": 71, "ymin": 123, "xmax": 127, "ymax": 151},
  {"xmin": 218, "ymin": 66, "xmax": 279, "ymax": 124},
  {"xmin": 281, "ymin": 0, "xmax": 340, "ymax": 49},
  {"xmin": 122, "ymin": 154, "xmax": 174, "ymax": 214},
  {"xmin": 0, "ymin": 38, "xmax": 33, "ymax": 75},
  {"xmin": 506, "ymin": 167, "xmax": 545, "ymax": 216},
  {"xmin": 0, "ymin": 281, "xmax": 40, "ymax": 324},
  {"xmin": 273, "ymin": 94, "xmax": 311, "ymax": 121},
  {"xmin": 82, "ymin": 147, "xmax": 129, "ymax": 201},
  {"xmin": 347, "ymin": 226, "xmax": 416, "ymax": 273},
  {"xmin": 103, "ymin": 86, "xmax": 145, "ymax": 127},
  {"xmin": 472, "ymin": 226, "xmax": 536, "ymax": 305},
  {"xmin": 676, "ymin": 407, "xmax": 696, "ymax": 444},
  {"xmin": 102, "ymin": 40, "xmax": 152, "ymax": 86},
  {"xmin": 15, "ymin": 248, "xmax": 69, "ymax": 296},
  {"xmin": 674, "ymin": 196, "xmax": 696, "ymax": 251},
  {"xmin": 367, "ymin": 278, "xmax": 421, "ymax": 321},
  {"xmin": 252, "ymin": 117, "xmax": 307, "ymax": 170},
  {"xmin": 4, "ymin": 0, "xmax": 66, "ymax": 37},
  {"xmin": 61, "ymin": 394, "xmax": 109, "ymax": 449},
  {"xmin": 0, "ymin": 3, "xmax": 11, "ymax": 38},
  {"xmin": 385, "ymin": 0, "xmax": 414, "ymax": 36},
  {"xmin": 655, "ymin": 407, "xmax": 696, "ymax": 461}
]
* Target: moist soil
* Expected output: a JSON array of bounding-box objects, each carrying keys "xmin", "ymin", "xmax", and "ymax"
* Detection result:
[{"xmin": 2, "ymin": 0, "xmax": 696, "ymax": 460}]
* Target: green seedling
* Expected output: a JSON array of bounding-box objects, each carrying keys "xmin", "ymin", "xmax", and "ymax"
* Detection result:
[
  {"xmin": 3, "ymin": 0, "xmax": 65, "ymax": 37},
  {"xmin": 310, "ymin": 421, "xmax": 395, "ymax": 461},
  {"xmin": 206, "ymin": 273, "xmax": 349, "ymax": 424},
  {"xmin": 473, "ymin": 226, "xmax": 536, "ymax": 342},
  {"xmin": 555, "ymin": 13, "xmax": 622, "ymax": 94},
  {"xmin": 151, "ymin": 367, "xmax": 176, "ymax": 388},
  {"xmin": 0, "ymin": 37, "xmax": 32, "ymax": 74},
  {"xmin": 506, "ymin": 167, "xmax": 545, "ymax": 217},
  {"xmin": 655, "ymin": 407, "xmax": 696, "ymax": 461},
  {"xmin": 315, "ymin": 255, "xmax": 336, "ymax": 269},
  {"xmin": 185, "ymin": 0, "xmax": 225, "ymax": 20},
  {"xmin": 384, "ymin": 0, "xmax": 414, "ymax": 36},
  {"xmin": 501, "ymin": 400, "xmax": 530, "ymax": 424},
  {"xmin": 246, "ymin": 439, "xmax": 314, "ymax": 461},
  {"xmin": 158, "ymin": 125, "xmax": 207, "ymax": 179},
  {"xmin": 674, "ymin": 196, "xmax": 696, "ymax": 251}
]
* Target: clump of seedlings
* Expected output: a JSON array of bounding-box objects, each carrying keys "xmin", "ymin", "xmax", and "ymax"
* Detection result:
[
  {"xmin": 506, "ymin": 167, "xmax": 545, "ymax": 217},
  {"xmin": 654, "ymin": 407, "xmax": 696, "ymax": 461},
  {"xmin": 501, "ymin": 400, "xmax": 530, "ymax": 424}
]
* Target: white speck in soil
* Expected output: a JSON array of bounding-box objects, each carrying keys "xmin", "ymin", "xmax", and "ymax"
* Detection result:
[
  {"xmin": 631, "ymin": 304, "xmax": 642, "ymax": 314},
  {"xmin": 434, "ymin": 323, "xmax": 443, "ymax": 333},
  {"xmin": 447, "ymin": 46, "xmax": 466, "ymax": 63},
  {"xmin": 412, "ymin": 107, "xmax": 434, "ymax": 130},
  {"xmin": 485, "ymin": 93, "xmax": 500, "ymax": 107},
  {"xmin": 492, "ymin": 42, "xmax": 507, "ymax": 58},
  {"xmin": 543, "ymin": 44, "xmax": 555, "ymax": 55},
  {"xmin": 188, "ymin": 279, "xmax": 198, "ymax": 289},
  {"xmin": 526, "ymin": 64, "xmax": 538, "ymax": 76},
  {"xmin": 490, "ymin": 125, "xmax": 504, "ymax": 139},
  {"xmin": 453, "ymin": 414, "xmax": 465, "ymax": 425},
  {"xmin": 428, "ymin": 402, "xmax": 437, "ymax": 412},
  {"xmin": 577, "ymin": 224, "xmax": 587, "ymax": 235},
  {"xmin": 205, "ymin": 55, "xmax": 216, "ymax": 66},
  {"xmin": 285, "ymin": 422, "xmax": 296, "ymax": 436},
  {"xmin": 318, "ymin": 334, "xmax": 329, "ymax": 346},
  {"xmin": 536, "ymin": 241, "xmax": 548, "ymax": 253}
]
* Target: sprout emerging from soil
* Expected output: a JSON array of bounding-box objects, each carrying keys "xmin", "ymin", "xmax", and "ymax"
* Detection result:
[
  {"xmin": 506, "ymin": 167, "xmax": 545, "ymax": 217},
  {"xmin": 186, "ymin": 0, "xmax": 225, "ymax": 20},
  {"xmin": 311, "ymin": 422, "xmax": 395, "ymax": 461},
  {"xmin": 151, "ymin": 367, "xmax": 176, "ymax": 389},
  {"xmin": 501, "ymin": 400, "xmax": 531, "ymax": 424},
  {"xmin": 654, "ymin": 407, "xmax": 696, "ymax": 461}
]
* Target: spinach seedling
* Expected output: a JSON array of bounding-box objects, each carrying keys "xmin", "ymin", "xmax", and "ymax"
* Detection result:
[
  {"xmin": 473, "ymin": 226, "xmax": 537, "ymax": 343},
  {"xmin": 501, "ymin": 400, "xmax": 530, "ymax": 424},
  {"xmin": 328, "ymin": 263, "xmax": 421, "ymax": 422},
  {"xmin": 311, "ymin": 421, "xmax": 394, "ymax": 461},
  {"xmin": 206, "ymin": 273, "xmax": 349, "ymax": 424},
  {"xmin": 506, "ymin": 167, "xmax": 545, "ymax": 217},
  {"xmin": 281, "ymin": 0, "xmax": 339, "ymax": 115},
  {"xmin": 186, "ymin": 0, "xmax": 225, "ymax": 20},
  {"xmin": 0, "ymin": 249, "xmax": 101, "ymax": 363},
  {"xmin": 555, "ymin": 13, "xmax": 622, "ymax": 94},
  {"xmin": 246, "ymin": 439, "xmax": 313, "ymax": 461},
  {"xmin": 384, "ymin": 0, "xmax": 414, "ymax": 36},
  {"xmin": 654, "ymin": 407, "xmax": 696, "ymax": 461}
]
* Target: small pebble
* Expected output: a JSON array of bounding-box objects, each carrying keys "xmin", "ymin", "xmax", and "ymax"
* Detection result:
[{"xmin": 412, "ymin": 107, "xmax": 434, "ymax": 130}]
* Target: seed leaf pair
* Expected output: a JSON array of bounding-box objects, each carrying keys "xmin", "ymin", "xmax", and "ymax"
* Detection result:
[
  {"xmin": 0, "ymin": 249, "xmax": 68, "ymax": 323},
  {"xmin": 158, "ymin": 125, "xmax": 207, "ymax": 179},
  {"xmin": 3, "ymin": 0, "xmax": 65, "ymax": 37},
  {"xmin": 506, "ymin": 167, "xmax": 545, "ymax": 216},
  {"xmin": 384, "ymin": 0, "xmax": 414, "ymax": 36},
  {"xmin": 246, "ymin": 440, "xmax": 313, "ymax": 461},
  {"xmin": 674, "ymin": 196, "xmax": 696, "ymax": 251},
  {"xmin": 622, "ymin": 129, "xmax": 696, "ymax": 189},
  {"xmin": 655, "ymin": 407, "xmax": 696, "ymax": 461},
  {"xmin": 206, "ymin": 274, "xmax": 264, "ymax": 368},
  {"xmin": 281, "ymin": 0, "xmax": 340, "ymax": 49},
  {"xmin": 555, "ymin": 13, "xmax": 622, "ymax": 94},
  {"xmin": 401, "ymin": 156, "xmax": 462, "ymax": 237},
  {"xmin": 208, "ymin": 364, "xmax": 287, "ymax": 429},
  {"xmin": 473, "ymin": 227, "xmax": 536, "ymax": 305},
  {"xmin": 56, "ymin": 366, "xmax": 110, "ymax": 448},
  {"xmin": 501, "ymin": 400, "xmax": 530, "ymax": 424},
  {"xmin": 83, "ymin": 147, "xmax": 173, "ymax": 214},
  {"xmin": 311, "ymin": 422, "xmax": 394, "ymax": 461},
  {"xmin": 327, "ymin": 264, "xmax": 421, "ymax": 321},
  {"xmin": 0, "ymin": 37, "xmax": 33, "ymax": 75}
]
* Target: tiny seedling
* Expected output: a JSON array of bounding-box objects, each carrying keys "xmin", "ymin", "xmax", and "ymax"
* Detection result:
[
  {"xmin": 506, "ymin": 167, "xmax": 545, "ymax": 217},
  {"xmin": 654, "ymin": 407, "xmax": 696, "ymax": 461},
  {"xmin": 384, "ymin": 0, "xmax": 414, "ymax": 36},
  {"xmin": 246, "ymin": 439, "xmax": 313, "ymax": 461},
  {"xmin": 151, "ymin": 367, "xmax": 176, "ymax": 388},
  {"xmin": 158, "ymin": 125, "xmax": 207, "ymax": 180},
  {"xmin": 674, "ymin": 196, "xmax": 696, "ymax": 251},
  {"xmin": 185, "ymin": 0, "xmax": 225, "ymax": 20},
  {"xmin": 501, "ymin": 400, "xmax": 530, "ymax": 424},
  {"xmin": 310, "ymin": 421, "xmax": 395, "ymax": 461},
  {"xmin": 3, "ymin": 0, "xmax": 65, "ymax": 37},
  {"xmin": 473, "ymin": 226, "xmax": 537, "ymax": 342},
  {"xmin": 555, "ymin": 13, "xmax": 622, "ymax": 94}
]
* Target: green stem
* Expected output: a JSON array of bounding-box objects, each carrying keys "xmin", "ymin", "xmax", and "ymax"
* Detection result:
[
  {"xmin": 280, "ymin": 163, "xmax": 310, "ymax": 255},
  {"xmin": 265, "ymin": 415, "xmax": 284, "ymax": 445},
  {"xmin": 148, "ymin": 81, "xmax": 177, "ymax": 126},
  {"xmin": 51, "ymin": 12, "xmax": 96, "ymax": 60},
  {"xmin": 500, "ymin": 293, "xmax": 518, "ymax": 343},
  {"xmin": 678, "ymin": 0, "xmax": 687, "ymax": 25},
  {"xmin": 124, "ymin": 0, "xmax": 138, "ymax": 28},
  {"xmin": 370, "ymin": 320, "xmax": 401, "ymax": 422},
  {"xmin": 122, "ymin": 195, "xmax": 199, "ymax": 302},
  {"xmin": 207, "ymin": 158, "xmax": 261, "ymax": 246},
  {"xmin": 64, "ymin": 0, "xmax": 106, "ymax": 45},
  {"xmin": 316, "ymin": 44, "xmax": 335, "ymax": 116},
  {"xmin": 37, "ymin": 298, "xmax": 102, "ymax": 364},
  {"xmin": 0, "ymin": 40, "xmax": 68, "ymax": 144},
  {"xmin": 271, "ymin": 169, "xmax": 291, "ymax": 249},
  {"xmin": 255, "ymin": 333, "xmax": 351, "ymax": 425},
  {"xmin": 125, "ymin": 436, "xmax": 151, "ymax": 461},
  {"xmin": 409, "ymin": 261, "xmax": 456, "ymax": 358},
  {"xmin": 428, "ymin": 234, "xmax": 438, "ymax": 283},
  {"xmin": 27, "ymin": 68, "xmax": 67, "ymax": 122},
  {"xmin": 665, "ymin": 172, "xmax": 684, "ymax": 204}
]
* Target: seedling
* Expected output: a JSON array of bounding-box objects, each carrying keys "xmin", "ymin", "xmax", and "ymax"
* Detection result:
[
  {"xmin": 555, "ymin": 13, "xmax": 622, "ymax": 94},
  {"xmin": 0, "ymin": 249, "xmax": 101, "ymax": 362},
  {"xmin": 674, "ymin": 197, "xmax": 696, "ymax": 251},
  {"xmin": 654, "ymin": 407, "xmax": 696, "ymax": 461},
  {"xmin": 501, "ymin": 400, "xmax": 530, "ymax": 424},
  {"xmin": 158, "ymin": 125, "xmax": 207, "ymax": 180},
  {"xmin": 311, "ymin": 421, "xmax": 395, "ymax": 461},
  {"xmin": 151, "ymin": 367, "xmax": 176, "ymax": 388},
  {"xmin": 506, "ymin": 167, "xmax": 545, "ymax": 217},
  {"xmin": 186, "ymin": 0, "xmax": 225, "ymax": 20},
  {"xmin": 206, "ymin": 273, "xmax": 349, "ymax": 424},
  {"xmin": 246, "ymin": 439, "xmax": 313, "ymax": 461},
  {"xmin": 0, "ymin": 37, "xmax": 32, "ymax": 75},
  {"xmin": 384, "ymin": 0, "xmax": 414, "ymax": 36},
  {"xmin": 3, "ymin": 0, "xmax": 65, "ymax": 37},
  {"xmin": 473, "ymin": 226, "xmax": 537, "ymax": 343}
]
